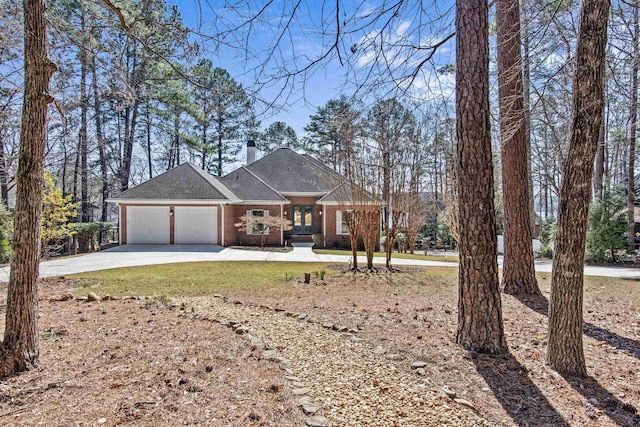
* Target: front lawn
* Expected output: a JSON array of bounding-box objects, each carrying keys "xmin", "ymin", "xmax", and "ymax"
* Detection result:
[{"xmin": 72, "ymin": 261, "xmax": 332, "ymax": 296}]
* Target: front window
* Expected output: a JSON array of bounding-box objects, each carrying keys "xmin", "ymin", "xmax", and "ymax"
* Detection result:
[
  {"xmin": 338, "ymin": 210, "xmax": 353, "ymax": 235},
  {"xmin": 247, "ymin": 209, "xmax": 269, "ymax": 235}
]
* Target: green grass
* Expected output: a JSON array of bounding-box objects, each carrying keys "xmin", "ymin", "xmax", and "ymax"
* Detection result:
[
  {"xmin": 313, "ymin": 249, "xmax": 459, "ymax": 263},
  {"xmin": 71, "ymin": 261, "xmax": 332, "ymax": 297}
]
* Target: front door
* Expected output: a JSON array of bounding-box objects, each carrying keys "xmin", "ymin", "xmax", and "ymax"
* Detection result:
[{"xmin": 292, "ymin": 205, "xmax": 313, "ymax": 234}]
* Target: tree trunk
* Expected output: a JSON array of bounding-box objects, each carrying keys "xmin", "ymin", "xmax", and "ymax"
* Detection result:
[
  {"xmin": 593, "ymin": 118, "xmax": 605, "ymax": 201},
  {"xmin": 496, "ymin": 0, "xmax": 540, "ymax": 295},
  {"xmin": 455, "ymin": 0, "xmax": 507, "ymax": 354},
  {"xmin": 547, "ymin": 0, "xmax": 610, "ymax": 376},
  {"xmin": 521, "ymin": 0, "xmax": 537, "ymax": 238},
  {"xmin": 628, "ymin": 3, "xmax": 638, "ymax": 249},
  {"xmin": 146, "ymin": 101, "xmax": 153, "ymax": 179},
  {"xmin": 91, "ymin": 54, "xmax": 108, "ymax": 222},
  {"xmin": 0, "ymin": 136, "xmax": 9, "ymax": 206},
  {"xmin": 0, "ymin": 0, "xmax": 56, "ymax": 377},
  {"xmin": 79, "ymin": 9, "xmax": 89, "ymax": 223},
  {"xmin": 119, "ymin": 45, "xmax": 140, "ymax": 192},
  {"xmin": 217, "ymin": 127, "xmax": 223, "ymax": 176}
]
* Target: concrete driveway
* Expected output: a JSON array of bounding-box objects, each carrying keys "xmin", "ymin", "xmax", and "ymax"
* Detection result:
[{"xmin": 0, "ymin": 244, "xmax": 638, "ymax": 281}]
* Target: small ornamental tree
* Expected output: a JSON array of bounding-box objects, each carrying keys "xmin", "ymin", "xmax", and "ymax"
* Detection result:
[
  {"xmin": 41, "ymin": 172, "xmax": 79, "ymax": 257},
  {"xmin": 235, "ymin": 213, "xmax": 292, "ymax": 247}
]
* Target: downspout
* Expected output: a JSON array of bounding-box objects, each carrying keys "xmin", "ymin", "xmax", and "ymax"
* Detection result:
[
  {"xmin": 280, "ymin": 204, "xmax": 284, "ymax": 246},
  {"xmin": 221, "ymin": 204, "xmax": 225, "ymax": 246},
  {"xmin": 322, "ymin": 204, "xmax": 326, "ymax": 247}
]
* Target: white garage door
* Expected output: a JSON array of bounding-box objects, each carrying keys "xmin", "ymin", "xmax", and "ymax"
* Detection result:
[
  {"xmin": 174, "ymin": 206, "xmax": 218, "ymax": 244},
  {"xmin": 127, "ymin": 206, "xmax": 170, "ymax": 244}
]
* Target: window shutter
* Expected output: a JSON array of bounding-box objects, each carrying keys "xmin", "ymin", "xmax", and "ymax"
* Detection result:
[
  {"xmin": 336, "ymin": 210, "xmax": 342, "ymax": 234},
  {"xmin": 246, "ymin": 210, "xmax": 253, "ymax": 234},
  {"xmin": 264, "ymin": 210, "xmax": 270, "ymax": 234}
]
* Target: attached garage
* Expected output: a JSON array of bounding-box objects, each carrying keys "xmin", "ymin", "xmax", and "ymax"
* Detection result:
[
  {"xmin": 126, "ymin": 206, "xmax": 170, "ymax": 244},
  {"xmin": 174, "ymin": 206, "xmax": 218, "ymax": 244}
]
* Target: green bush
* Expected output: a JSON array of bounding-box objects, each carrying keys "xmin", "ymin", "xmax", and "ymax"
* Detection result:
[
  {"xmin": 71, "ymin": 222, "xmax": 114, "ymax": 253},
  {"xmin": 538, "ymin": 218, "xmax": 555, "ymax": 259},
  {"xmin": 0, "ymin": 201, "xmax": 12, "ymax": 263},
  {"xmin": 586, "ymin": 191, "xmax": 628, "ymax": 263}
]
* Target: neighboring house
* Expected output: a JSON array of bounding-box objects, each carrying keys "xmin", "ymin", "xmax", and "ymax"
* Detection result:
[{"xmin": 108, "ymin": 143, "xmax": 370, "ymax": 247}]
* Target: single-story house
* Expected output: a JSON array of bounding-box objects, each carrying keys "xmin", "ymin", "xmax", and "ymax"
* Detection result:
[{"xmin": 108, "ymin": 143, "xmax": 372, "ymax": 247}]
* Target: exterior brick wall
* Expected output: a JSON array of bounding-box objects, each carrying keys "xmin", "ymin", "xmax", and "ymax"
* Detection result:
[
  {"xmin": 323, "ymin": 205, "xmax": 381, "ymax": 250},
  {"xmin": 223, "ymin": 204, "xmax": 285, "ymax": 246}
]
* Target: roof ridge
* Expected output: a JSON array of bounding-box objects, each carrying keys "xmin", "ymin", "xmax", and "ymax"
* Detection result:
[
  {"xmin": 189, "ymin": 164, "xmax": 241, "ymax": 201},
  {"xmin": 116, "ymin": 162, "xmax": 194, "ymax": 197}
]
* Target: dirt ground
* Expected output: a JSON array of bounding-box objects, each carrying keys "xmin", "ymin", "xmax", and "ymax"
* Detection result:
[
  {"xmin": 0, "ymin": 270, "xmax": 639, "ymax": 426},
  {"xmin": 0, "ymin": 279, "xmax": 304, "ymax": 427}
]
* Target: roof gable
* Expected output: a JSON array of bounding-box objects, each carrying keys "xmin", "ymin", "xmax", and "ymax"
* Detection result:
[{"xmin": 113, "ymin": 163, "xmax": 234, "ymax": 201}]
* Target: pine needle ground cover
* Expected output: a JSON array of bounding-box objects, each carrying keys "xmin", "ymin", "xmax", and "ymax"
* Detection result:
[{"xmin": 0, "ymin": 263, "xmax": 638, "ymax": 426}]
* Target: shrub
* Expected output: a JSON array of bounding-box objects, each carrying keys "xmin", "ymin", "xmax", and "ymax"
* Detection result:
[
  {"xmin": 41, "ymin": 172, "xmax": 79, "ymax": 257},
  {"xmin": 586, "ymin": 191, "xmax": 628, "ymax": 263},
  {"xmin": 538, "ymin": 218, "xmax": 555, "ymax": 259},
  {"xmin": 0, "ymin": 201, "xmax": 12, "ymax": 263},
  {"xmin": 312, "ymin": 233, "xmax": 324, "ymax": 248},
  {"xmin": 71, "ymin": 222, "xmax": 114, "ymax": 253}
]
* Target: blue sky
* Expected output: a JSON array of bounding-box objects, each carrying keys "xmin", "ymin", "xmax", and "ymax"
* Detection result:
[{"xmin": 168, "ymin": 1, "xmax": 457, "ymax": 137}]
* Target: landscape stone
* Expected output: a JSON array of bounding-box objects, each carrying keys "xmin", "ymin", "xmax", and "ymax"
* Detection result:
[
  {"xmin": 51, "ymin": 293, "xmax": 74, "ymax": 302},
  {"xmin": 285, "ymin": 376, "xmax": 301, "ymax": 382},
  {"xmin": 305, "ymin": 415, "xmax": 331, "ymax": 427},
  {"xmin": 297, "ymin": 313, "xmax": 309, "ymax": 320},
  {"xmin": 454, "ymin": 398, "xmax": 478, "ymax": 412},
  {"xmin": 410, "ymin": 361, "xmax": 428, "ymax": 369},
  {"xmin": 440, "ymin": 387, "xmax": 456, "ymax": 399},
  {"xmin": 386, "ymin": 353, "xmax": 405, "ymax": 361},
  {"xmin": 263, "ymin": 350, "xmax": 279, "ymax": 360},
  {"xmin": 302, "ymin": 402, "xmax": 319, "ymax": 415},
  {"xmin": 87, "ymin": 292, "xmax": 100, "ymax": 302},
  {"xmin": 234, "ymin": 326, "xmax": 250, "ymax": 334},
  {"xmin": 373, "ymin": 346, "xmax": 386, "ymax": 355},
  {"xmin": 297, "ymin": 396, "xmax": 313, "ymax": 405},
  {"xmin": 292, "ymin": 387, "xmax": 311, "ymax": 395},
  {"xmin": 322, "ymin": 322, "xmax": 333, "ymax": 329}
]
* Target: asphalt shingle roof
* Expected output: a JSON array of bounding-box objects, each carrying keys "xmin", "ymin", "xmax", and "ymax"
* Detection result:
[
  {"xmin": 220, "ymin": 167, "xmax": 287, "ymax": 201},
  {"xmin": 245, "ymin": 148, "xmax": 339, "ymax": 193},
  {"xmin": 113, "ymin": 163, "xmax": 233, "ymax": 200}
]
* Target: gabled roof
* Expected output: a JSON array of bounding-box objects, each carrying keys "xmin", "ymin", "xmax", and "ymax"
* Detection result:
[
  {"xmin": 317, "ymin": 183, "xmax": 381, "ymax": 205},
  {"xmin": 112, "ymin": 163, "xmax": 236, "ymax": 201},
  {"xmin": 245, "ymin": 148, "xmax": 338, "ymax": 194},
  {"xmin": 220, "ymin": 167, "xmax": 288, "ymax": 202}
]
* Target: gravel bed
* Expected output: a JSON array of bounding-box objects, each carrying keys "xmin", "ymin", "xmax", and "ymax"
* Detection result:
[{"xmin": 187, "ymin": 296, "xmax": 494, "ymax": 426}]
